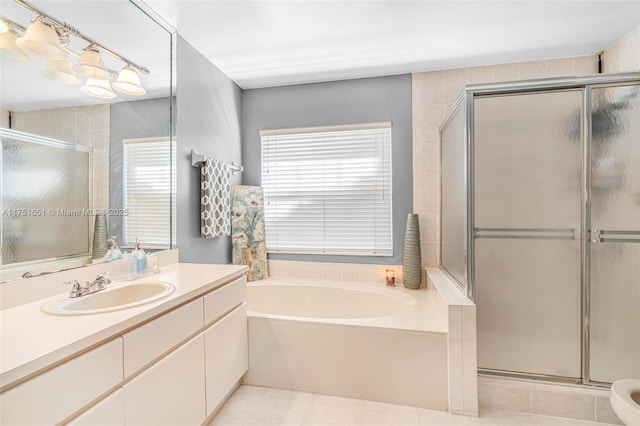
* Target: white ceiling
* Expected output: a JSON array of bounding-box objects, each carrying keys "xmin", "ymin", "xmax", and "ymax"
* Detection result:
[
  {"xmin": 143, "ymin": 0, "xmax": 640, "ymax": 89},
  {"xmin": 0, "ymin": 0, "xmax": 172, "ymax": 111}
]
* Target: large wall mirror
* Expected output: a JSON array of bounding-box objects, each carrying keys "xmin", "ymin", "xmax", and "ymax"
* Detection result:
[{"xmin": 0, "ymin": 0, "xmax": 176, "ymax": 282}]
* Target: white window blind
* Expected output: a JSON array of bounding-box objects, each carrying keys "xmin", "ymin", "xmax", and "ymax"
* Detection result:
[
  {"xmin": 123, "ymin": 137, "xmax": 176, "ymax": 248},
  {"xmin": 261, "ymin": 122, "xmax": 392, "ymax": 256}
]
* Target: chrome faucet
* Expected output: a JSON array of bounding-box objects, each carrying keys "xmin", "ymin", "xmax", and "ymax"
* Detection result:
[{"xmin": 65, "ymin": 272, "xmax": 111, "ymax": 298}]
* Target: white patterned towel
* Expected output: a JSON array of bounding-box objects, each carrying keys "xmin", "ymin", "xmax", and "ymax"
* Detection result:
[{"xmin": 201, "ymin": 158, "xmax": 232, "ymax": 238}]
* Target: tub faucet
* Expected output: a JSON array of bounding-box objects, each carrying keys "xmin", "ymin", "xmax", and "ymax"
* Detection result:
[{"xmin": 65, "ymin": 272, "xmax": 111, "ymax": 298}]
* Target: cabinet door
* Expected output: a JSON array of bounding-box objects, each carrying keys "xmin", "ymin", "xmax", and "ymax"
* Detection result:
[
  {"xmin": 0, "ymin": 338, "xmax": 123, "ymax": 426},
  {"xmin": 68, "ymin": 389, "xmax": 124, "ymax": 426},
  {"xmin": 124, "ymin": 334, "xmax": 205, "ymax": 426},
  {"xmin": 204, "ymin": 303, "xmax": 248, "ymax": 416}
]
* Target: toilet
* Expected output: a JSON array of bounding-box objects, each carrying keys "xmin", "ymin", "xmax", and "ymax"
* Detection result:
[{"xmin": 611, "ymin": 379, "xmax": 640, "ymax": 426}]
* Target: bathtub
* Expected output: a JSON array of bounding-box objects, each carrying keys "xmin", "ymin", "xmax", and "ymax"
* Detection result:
[{"xmin": 243, "ymin": 277, "xmax": 449, "ymax": 410}]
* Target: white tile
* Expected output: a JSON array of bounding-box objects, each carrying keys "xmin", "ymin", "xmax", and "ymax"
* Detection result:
[
  {"xmin": 463, "ymin": 375, "xmax": 479, "ymax": 415},
  {"xmin": 595, "ymin": 396, "xmax": 623, "ymax": 425},
  {"xmin": 310, "ymin": 394, "xmax": 362, "ymax": 411},
  {"xmin": 448, "ymin": 305, "xmax": 462, "ymax": 340},
  {"xmin": 492, "ymin": 63, "xmax": 519, "ymax": 82},
  {"xmin": 517, "ymin": 60, "xmax": 546, "ymax": 80},
  {"xmin": 301, "ymin": 404, "xmax": 361, "ymax": 426},
  {"xmin": 449, "ymin": 374, "xmax": 465, "ymax": 414},
  {"xmin": 544, "ymin": 58, "xmax": 573, "ymax": 78},
  {"xmin": 244, "ymin": 388, "xmax": 312, "ymax": 425},
  {"xmin": 462, "ymin": 305, "xmax": 476, "ymax": 341},
  {"xmin": 531, "ymin": 390, "xmax": 595, "ymax": 421},
  {"xmin": 444, "ymin": 68, "xmax": 468, "ymax": 105},
  {"xmin": 477, "ymin": 410, "xmax": 539, "ymax": 425},
  {"xmin": 448, "ymin": 339, "xmax": 463, "ymax": 376},
  {"xmin": 572, "ymin": 56, "xmax": 598, "ymax": 75},
  {"xmin": 419, "ymin": 71, "xmax": 445, "ymax": 106},
  {"xmin": 421, "ymin": 105, "xmax": 446, "ymax": 140},
  {"xmin": 468, "ymin": 66, "xmax": 493, "ymax": 85},
  {"xmin": 360, "ymin": 400, "xmax": 419, "ymax": 426},
  {"xmin": 209, "ymin": 386, "xmax": 265, "ymax": 425},
  {"xmin": 417, "ymin": 407, "xmax": 479, "ymax": 425},
  {"xmin": 478, "ymin": 382, "xmax": 530, "ymax": 413},
  {"xmin": 462, "ymin": 340, "xmax": 477, "ymax": 377}
]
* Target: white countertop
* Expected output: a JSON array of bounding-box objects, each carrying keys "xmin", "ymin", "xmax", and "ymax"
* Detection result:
[{"xmin": 0, "ymin": 263, "xmax": 248, "ymax": 392}]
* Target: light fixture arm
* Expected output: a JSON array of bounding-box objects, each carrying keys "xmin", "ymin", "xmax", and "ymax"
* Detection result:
[{"xmin": 13, "ymin": 0, "xmax": 150, "ymax": 75}]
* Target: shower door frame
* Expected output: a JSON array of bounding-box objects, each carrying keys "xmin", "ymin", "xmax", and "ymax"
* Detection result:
[{"xmin": 439, "ymin": 72, "xmax": 640, "ymax": 387}]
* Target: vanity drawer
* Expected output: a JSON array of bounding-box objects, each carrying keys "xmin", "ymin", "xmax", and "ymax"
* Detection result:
[
  {"xmin": 203, "ymin": 276, "xmax": 246, "ymax": 326},
  {"xmin": 123, "ymin": 298, "xmax": 203, "ymax": 377},
  {"xmin": 0, "ymin": 338, "xmax": 123, "ymax": 426}
]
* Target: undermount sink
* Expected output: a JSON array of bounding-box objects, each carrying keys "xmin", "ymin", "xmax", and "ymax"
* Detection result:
[{"xmin": 41, "ymin": 281, "xmax": 175, "ymax": 316}]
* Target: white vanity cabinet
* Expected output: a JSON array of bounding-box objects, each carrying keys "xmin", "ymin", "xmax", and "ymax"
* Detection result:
[
  {"xmin": 68, "ymin": 389, "xmax": 125, "ymax": 426},
  {"xmin": 123, "ymin": 334, "xmax": 206, "ymax": 425},
  {"xmin": 205, "ymin": 303, "xmax": 248, "ymax": 416},
  {"xmin": 0, "ymin": 272, "xmax": 248, "ymax": 426},
  {"xmin": 0, "ymin": 338, "xmax": 124, "ymax": 426}
]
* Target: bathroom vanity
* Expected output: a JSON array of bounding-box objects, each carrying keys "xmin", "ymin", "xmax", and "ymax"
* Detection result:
[{"xmin": 0, "ymin": 263, "xmax": 248, "ymax": 425}]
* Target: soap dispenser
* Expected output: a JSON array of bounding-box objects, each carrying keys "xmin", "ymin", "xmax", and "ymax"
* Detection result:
[
  {"xmin": 134, "ymin": 238, "xmax": 147, "ymax": 274},
  {"xmin": 111, "ymin": 236, "xmax": 123, "ymax": 260}
]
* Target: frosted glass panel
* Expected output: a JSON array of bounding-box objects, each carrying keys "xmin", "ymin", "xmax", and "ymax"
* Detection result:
[
  {"xmin": 441, "ymin": 104, "xmax": 467, "ymax": 288},
  {"xmin": 474, "ymin": 91, "xmax": 582, "ymax": 229},
  {"xmin": 589, "ymin": 84, "xmax": 640, "ymax": 383},
  {"xmin": 473, "ymin": 90, "xmax": 582, "ymax": 379},
  {"xmin": 1, "ymin": 131, "xmax": 90, "ymax": 265},
  {"xmin": 475, "ymin": 239, "xmax": 581, "ymax": 377}
]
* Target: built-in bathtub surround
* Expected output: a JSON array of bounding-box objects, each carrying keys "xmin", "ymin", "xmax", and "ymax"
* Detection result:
[
  {"xmin": 267, "ymin": 259, "xmax": 403, "ymax": 284},
  {"xmin": 603, "ymin": 25, "xmax": 640, "ymax": 73},
  {"xmin": 412, "ymin": 55, "xmax": 598, "ymax": 270},
  {"xmin": 479, "ymin": 376, "xmax": 624, "ymax": 425},
  {"xmin": 243, "ymin": 277, "xmax": 448, "ymax": 410},
  {"xmin": 427, "ymin": 268, "xmax": 478, "ymax": 417}
]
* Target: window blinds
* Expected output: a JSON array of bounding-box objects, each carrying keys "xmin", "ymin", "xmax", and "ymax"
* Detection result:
[
  {"xmin": 123, "ymin": 137, "xmax": 176, "ymax": 248},
  {"xmin": 261, "ymin": 122, "xmax": 392, "ymax": 256}
]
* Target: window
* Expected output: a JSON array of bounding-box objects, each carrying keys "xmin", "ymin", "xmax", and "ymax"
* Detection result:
[
  {"xmin": 261, "ymin": 122, "xmax": 392, "ymax": 256},
  {"xmin": 123, "ymin": 137, "xmax": 176, "ymax": 248}
]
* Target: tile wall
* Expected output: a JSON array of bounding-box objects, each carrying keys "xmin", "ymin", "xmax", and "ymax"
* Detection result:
[
  {"xmin": 267, "ymin": 259, "xmax": 403, "ymax": 284},
  {"xmin": 427, "ymin": 268, "xmax": 477, "ymax": 417},
  {"xmin": 478, "ymin": 377, "xmax": 623, "ymax": 424},
  {"xmin": 603, "ymin": 25, "xmax": 640, "ymax": 73},
  {"xmin": 11, "ymin": 104, "xmax": 111, "ymax": 211},
  {"xmin": 411, "ymin": 55, "xmax": 599, "ymax": 269}
]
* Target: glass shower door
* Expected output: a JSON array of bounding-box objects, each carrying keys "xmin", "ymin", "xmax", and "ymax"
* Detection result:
[
  {"xmin": 589, "ymin": 84, "xmax": 640, "ymax": 383},
  {"xmin": 474, "ymin": 90, "xmax": 583, "ymax": 378}
]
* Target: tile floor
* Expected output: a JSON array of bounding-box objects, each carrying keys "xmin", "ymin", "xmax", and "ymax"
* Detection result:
[{"xmin": 210, "ymin": 385, "xmax": 613, "ymax": 426}]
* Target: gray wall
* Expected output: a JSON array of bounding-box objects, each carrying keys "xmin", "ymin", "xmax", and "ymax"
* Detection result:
[
  {"xmin": 176, "ymin": 36, "xmax": 243, "ymax": 264},
  {"xmin": 109, "ymin": 97, "xmax": 174, "ymax": 246},
  {"xmin": 242, "ymin": 75, "xmax": 413, "ymax": 265}
]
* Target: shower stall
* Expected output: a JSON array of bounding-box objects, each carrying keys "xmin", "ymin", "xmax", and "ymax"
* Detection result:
[{"xmin": 440, "ymin": 72, "xmax": 640, "ymax": 386}]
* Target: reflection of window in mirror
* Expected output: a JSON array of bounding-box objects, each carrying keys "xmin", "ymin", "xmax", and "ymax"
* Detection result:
[{"xmin": 122, "ymin": 137, "xmax": 176, "ymax": 249}]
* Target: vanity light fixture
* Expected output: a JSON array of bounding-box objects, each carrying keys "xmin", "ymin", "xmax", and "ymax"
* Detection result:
[
  {"xmin": 7, "ymin": 0, "xmax": 150, "ymax": 99},
  {"xmin": 112, "ymin": 65, "xmax": 146, "ymax": 96},
  {"xmin": 15, "ymin": 16, "xmax": 67, "ymax": 60},
  {"xmin": 41, "ymin": 58, "xmax": 80, "ymax": 84},
  {"xmin": 81, "ymin": 78, "xmax": 116, "ymax": 99},
  {"xmin": 0, "ymin": 27, "xmax": 31, "ymax": 63},
  {"xmin": 0, "ymin": 17, "xmax": 9, "ymax": 33},
  {"xmin": 73, "ymin": 44, "xmax": 111, "ymax": 80}
]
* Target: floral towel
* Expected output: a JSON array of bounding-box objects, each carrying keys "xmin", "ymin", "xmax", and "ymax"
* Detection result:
[
  {"xmin": 201, "ymin": 158, "xmax": 232, "ymax": 238},
  {"xmin": 231, "ymin": 185, "xmax": 268, "ymax": 281}
]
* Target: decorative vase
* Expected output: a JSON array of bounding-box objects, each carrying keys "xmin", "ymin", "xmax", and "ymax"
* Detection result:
[
  {"xmin": 92, "ymin": 212, "xmax": 109, "ymax": 259},
  {"xmin": 402, "ymin": 213, "xmax": 422, "ymax": 289}
]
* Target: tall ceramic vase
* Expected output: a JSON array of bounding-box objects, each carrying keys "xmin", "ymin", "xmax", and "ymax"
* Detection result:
[
  {"xmin": 92, "ymin": 212, "xmax": 109, "ymax": 259},
  {"xmin": 402, "ymin": 213, "xmax": 422, "ymax": 289}
]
